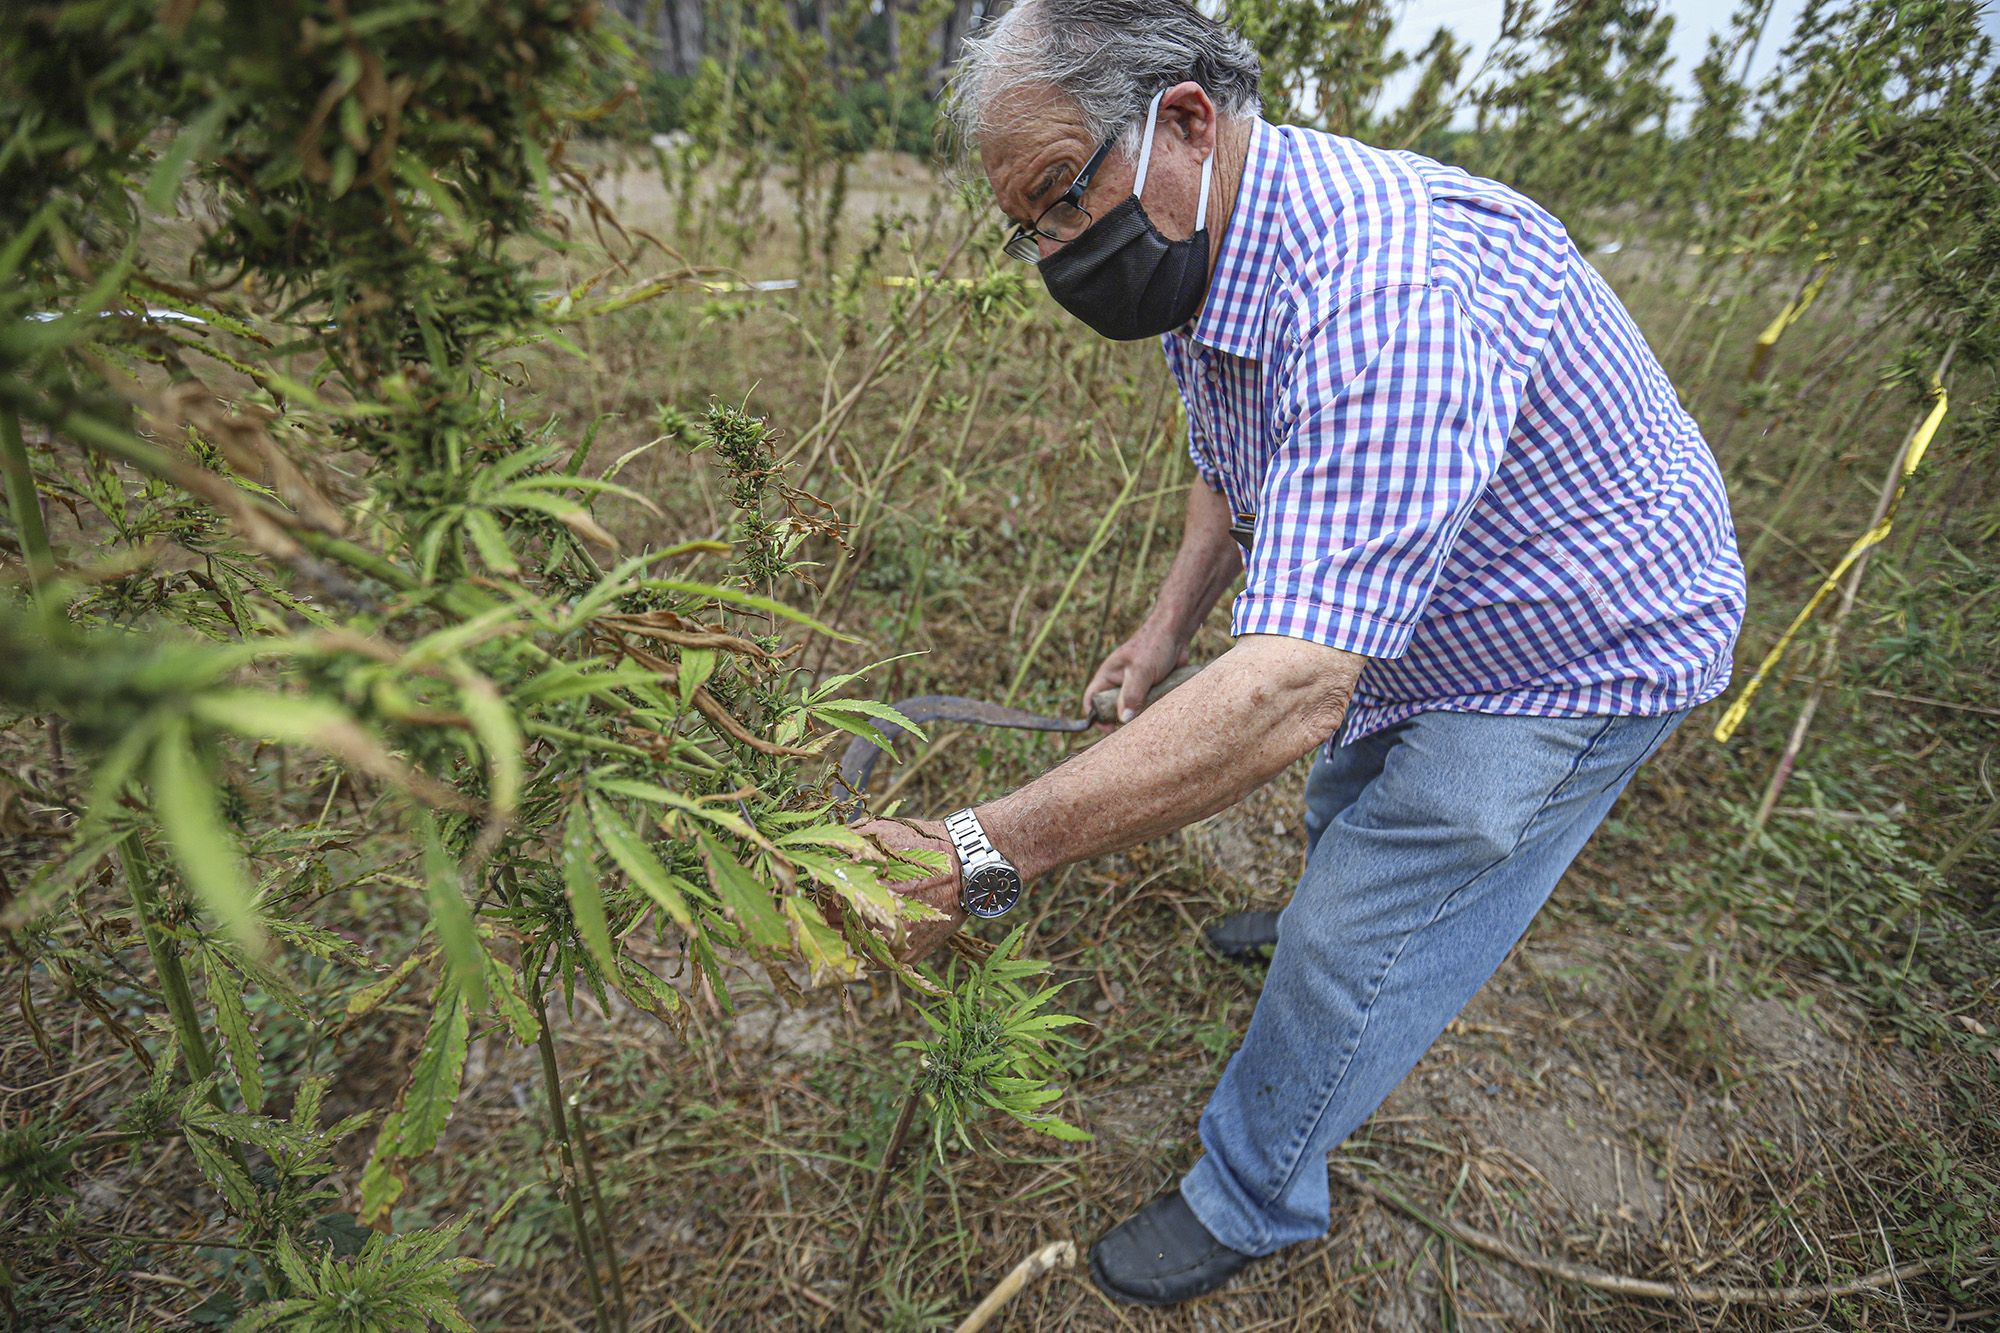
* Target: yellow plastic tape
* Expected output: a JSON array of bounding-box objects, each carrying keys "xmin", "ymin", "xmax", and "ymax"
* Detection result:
[
  {"xmin": 1744, "ymin": 262, "xmax": 1834, "ymax": 381},
  {"xmin": 1754, "ymin": 263, "xmax": 1833, "ymax": 351},
  {"xmin": 1901, "ymin": 381, "xmax": 1949, "ymax": 474},
  {"xmin": 1714, "ymin": 377, "xmax": 1949, "ymax": 743}
]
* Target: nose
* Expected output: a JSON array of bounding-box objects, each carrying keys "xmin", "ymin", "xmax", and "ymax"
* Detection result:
[{"xmin": 1038, "ymin": 235, "xmax": 1062, "ymax": 261}]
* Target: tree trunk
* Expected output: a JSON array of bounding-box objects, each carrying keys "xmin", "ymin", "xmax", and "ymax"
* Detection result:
[
  {"xmin": 609, "ymin": 0, "xmax": 705, "ymax": 76},
  {"xmin": 935, "ymin": 0, "xmax": 978, "ymax": 86},
  {"xmin": 662, "ymin": 0, "xmax": 706, "ymax": 77}
]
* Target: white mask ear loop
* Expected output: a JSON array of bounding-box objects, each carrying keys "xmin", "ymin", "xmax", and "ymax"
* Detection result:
[
  {"xmin": 1131, "ymin": 89, "xmax": 1166, "ymax": 197},
  {"xmin": 1131, "ymin": 88, "xmax": 1214, "ymax": 230}
]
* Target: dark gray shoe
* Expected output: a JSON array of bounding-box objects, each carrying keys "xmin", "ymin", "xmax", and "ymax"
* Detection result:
[
  {"xmin": 1088, "ymin": 1190, "xmax": 1255, "ymax": 1306},
  {"xmin": 1205, "ymin": 909, "xmax": 1281, "ymax": 962}
]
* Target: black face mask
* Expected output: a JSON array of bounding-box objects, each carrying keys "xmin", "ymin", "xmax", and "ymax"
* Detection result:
[{"xmin": 1039, "ymin": 90, "xmax": 1215, "ymax": 342}]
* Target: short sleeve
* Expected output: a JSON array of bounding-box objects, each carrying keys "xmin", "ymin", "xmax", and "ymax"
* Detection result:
[
  {"xmin": 1161, "ymin": 334, "xmax": 1225, "ymax": 492},
  {"xmin": 1231, "ymin": 284, "xmax": 1518, "ymax": 659}
]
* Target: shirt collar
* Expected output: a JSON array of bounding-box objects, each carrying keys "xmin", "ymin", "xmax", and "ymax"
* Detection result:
[{"xmin": 1188, "ymin": 117, "xmax": 1285, "ymax": 361}]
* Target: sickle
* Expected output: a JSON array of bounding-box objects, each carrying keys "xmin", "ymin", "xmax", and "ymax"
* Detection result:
[{"xmin": 834, "ymin": 664, "xmax": 1203, "ymax": 804}]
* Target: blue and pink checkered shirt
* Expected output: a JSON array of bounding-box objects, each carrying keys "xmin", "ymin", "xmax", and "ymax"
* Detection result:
[{"xmin": 1165, "ymin": 119, "xmax": 1746, "ymax": 743}]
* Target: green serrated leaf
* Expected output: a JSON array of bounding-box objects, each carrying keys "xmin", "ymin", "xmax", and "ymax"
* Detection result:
[
  {"xmin": 192, "ymin": 1109, "xmax": 313, "ymax": 1158},
  {"xmin": 359, "ymin": 982, "xmax": 469, "ymax": 1225},
  {"xmin": 490, "ymin": 488, "xmax": 586, "ymax": 521},
  {"xmin": 347, "ymin": 949, "xmax": 428, "ymax": 1019},
  {"xmin": 265, "ymin": 918, "xmax": 370, "ymax": 972},
  {"xmin": 420, "ymin": 814, "xmax": 486, "ymax": 1009},
  {"xmin": 563, "ymin": 799, "xmax": 617, "ymax": 979},
  {"xmin": 804, "ymin": 652, "xmax": 928, "ymax": 702},
  {"xmin": 479, "ymin": 948, "xmax": 540, "ymax": 1043},
  {"xmin": 774, "ymin": 823, "xmax": 871, "ymax": 852},
  {"xmin": 201, "ymin": 947, "xmax": 264, "ymax": 1115},
  {"xmin": 150, "ymin": 722, "xmax": 262, "ymax": 951},
  {"xmin": 698, "ymin": 833, "xmax": 789, "ymax": 953},
  {"xmin": 515, "ymin": 661, "xmax": 666, "ymax": 706},
  {"xmin": 459, "ymin": 507, "xmax": 520, "ymax": 575},
  {"xmin": 588, "ymin": 796, "xmax": 692, "ymax": 928},
  {"xmin": 616, "ymin": 957, "xmax": 683, "ymax": 1021},
  {"xmin": 810, "ymin": 697, "xmax": 929, "ymax": 744},
  {"xmin": 784, "ymin": 897, "xmax": 857, "ymax": 985},
  {"xmin": 689, "ymin": 931, "xmax": 733, "ymax": 1013},
  {"xmin": 643, "ymin": 578, "xmax": 853, "ymax": 640},
  {"xmin": 499, "ymin": 472, "xmax": 657, "ymax": 511},
  {"xmin": 809, "ymin": 709, "xmax": 900, "ymax": 755},
  {"xmin": 186, "ymin": 1128, "xmax": 259, "ymax": 1215},
  {"xmin": 785, "ymin": 846, "xmax": 917, "ymax": 932},
  {"xmin": 454, "ymin": 673, "xmax": 522, "ymax": 821},
  {"xmin": 677, "ymin": 647, "xmax": 716, "ymax": 709},
  {"xmin": 1024, "ymin": 1115, "xmax": 1093, "ymax": 1142}
]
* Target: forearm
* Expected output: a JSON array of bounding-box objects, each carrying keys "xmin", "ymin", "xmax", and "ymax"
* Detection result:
[
  {"xmin": 1146, "ymin": 483, "xmax": 1242, "ymax": 645},
  {"xmin": 979, "ymin": 635, "xmax": 1362, "ymax": 882}
]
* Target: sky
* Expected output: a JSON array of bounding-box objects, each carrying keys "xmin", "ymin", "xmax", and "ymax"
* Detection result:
[{"xmin": 1380, "ymin": 0, "xmax": 2000, "ymax": 117}]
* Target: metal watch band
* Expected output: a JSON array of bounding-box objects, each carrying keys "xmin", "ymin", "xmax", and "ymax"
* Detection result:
[
  {"xmin": 942, "ymin": 807, "xmax": 1021, "ymax": 919},
  {"xmin": 943, "ymin": 807, "xmax": 1009, "ymax": 877}
]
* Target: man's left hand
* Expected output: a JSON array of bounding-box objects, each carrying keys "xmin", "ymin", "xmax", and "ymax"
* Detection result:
[{"xmin": 853, "ymin": 817, "xmax": 965, "ymax": 963}]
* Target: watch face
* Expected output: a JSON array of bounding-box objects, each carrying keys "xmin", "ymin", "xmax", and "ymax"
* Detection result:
[{"xmin": 961, "ymin": 863, "xmax": 1021, "ymax": 919}]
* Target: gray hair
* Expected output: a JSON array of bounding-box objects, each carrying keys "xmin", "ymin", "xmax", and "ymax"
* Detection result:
[{"xmin": 947, "ymin": 0, "xmax": 1262, "ymax": 158}]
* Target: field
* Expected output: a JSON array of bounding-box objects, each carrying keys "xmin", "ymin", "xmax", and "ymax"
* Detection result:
[{"xmin": 3, "ymin": 2, "xmax": 1998, "ymax": 1330}]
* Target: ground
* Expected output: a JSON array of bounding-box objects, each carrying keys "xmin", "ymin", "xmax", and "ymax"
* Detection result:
[
  {"xmin": 3, "ymin": 146, "xmax": 1994, "ymax": 1330},
  {"xmin": 289, "ymin": 738, "xmax": 1969, "ymax": 1331}
]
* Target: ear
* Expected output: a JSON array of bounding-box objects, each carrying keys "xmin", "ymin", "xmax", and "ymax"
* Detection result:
[{"xmin": 1156, "ymin": 81, "xmax": 1217, "ymax": 153}]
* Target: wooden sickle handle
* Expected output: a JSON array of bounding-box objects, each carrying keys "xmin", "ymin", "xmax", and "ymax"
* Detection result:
[{"xmin": 1086, "ymin": 663, "xmax": 1203, "ymax": 724}]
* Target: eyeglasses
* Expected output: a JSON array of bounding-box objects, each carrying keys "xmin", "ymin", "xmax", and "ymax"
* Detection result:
[{"xmin": 1002, "ymin": 135, "xmax": 1116, "ymax": 264}]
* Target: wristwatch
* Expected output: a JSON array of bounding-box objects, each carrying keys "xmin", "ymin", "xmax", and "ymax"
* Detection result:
[{"xmin": 942, "ymin": 807, "xmax": 1023, "ymax": 919}]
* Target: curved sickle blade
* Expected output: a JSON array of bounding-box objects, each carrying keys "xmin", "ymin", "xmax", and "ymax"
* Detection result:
[
  {"xmin": 832, "ymin": 665, "xmax": 1204, "ymax": 808},
  {"xmin": 836, "ymin": 696, "xmax": 1090, "ymax": 806}
]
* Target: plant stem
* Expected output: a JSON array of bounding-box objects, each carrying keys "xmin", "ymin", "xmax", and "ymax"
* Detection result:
[
  {"xmin": 814, "ymin": 309, "xmax": 972, "ymax": 609},
  {"xmin": 843, "ymin": 1078, "xmax": 923, "ymax": 1327},
  {"xmin": 785, "ymin": 220, "xmax": 980, "ymax": 482},
  {"xmin": 4, "ymin": 405, "xmax": 66, "ymax": 773},
  {"xmin": 488, "ymin": 856, "xmax": 612, "ymax": 1320},
  {"xmin": 1002, "ymin": 421, "xmax": 1165, "ymax": 707},
  {"xmin": 1750, "ymin": 341, "xmax": 1959, "ymax": 832},
  {"xmin": 1, "ymin": 405, "xmax": 54, "ymax": 594},
  {"xmin": 117, "ymin": 835, "xmax": 218, "ymax": 1090},
  {"xmin": 1741, "ymin": 386, "xmax": 1882, "ymax": 581},
  {"xmin": 570, "ymin": 1097, "xmax": 630, "ymax": 1332},
  {"xmin": 498, "ymin": 856, "xmax": 616, "ymax": 1320},
  {"xmin": 522, "ymin": 964, "xmax": 615, "ymax": 1332},
  {"xmin": 118, "ymin": 836, "xmax": 252, "ymax": 1186}
]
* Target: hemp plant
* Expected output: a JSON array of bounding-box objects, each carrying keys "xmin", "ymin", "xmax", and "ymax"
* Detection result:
[
  {"xmin": 0, "ymin": 2, "xmax": 1089, "ymax": 1327},
  {"xmin": 844, "ymin": 929, "xmax": 1088, "ymax": 1319}
]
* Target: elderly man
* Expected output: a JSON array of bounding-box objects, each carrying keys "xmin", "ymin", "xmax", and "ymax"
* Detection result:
[{"xmin": 856, "ymin": 0, "xmax": 1746, "ymax": 1307}]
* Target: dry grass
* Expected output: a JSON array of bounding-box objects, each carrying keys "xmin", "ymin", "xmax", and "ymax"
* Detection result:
[{"xmin": 5, "ymin": 150, "xmax": 1996, "ymax": 1330}]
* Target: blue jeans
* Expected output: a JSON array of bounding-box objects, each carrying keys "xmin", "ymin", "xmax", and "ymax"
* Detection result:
[{"xmin": 1181, "ymin": 707, "xmax": 1686, "ymax": 1255}]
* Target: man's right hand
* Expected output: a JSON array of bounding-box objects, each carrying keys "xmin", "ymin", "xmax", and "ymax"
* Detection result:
[{"xmin": 1082, "ymin": 623, "xmax": 1189, "ymax": 730}]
